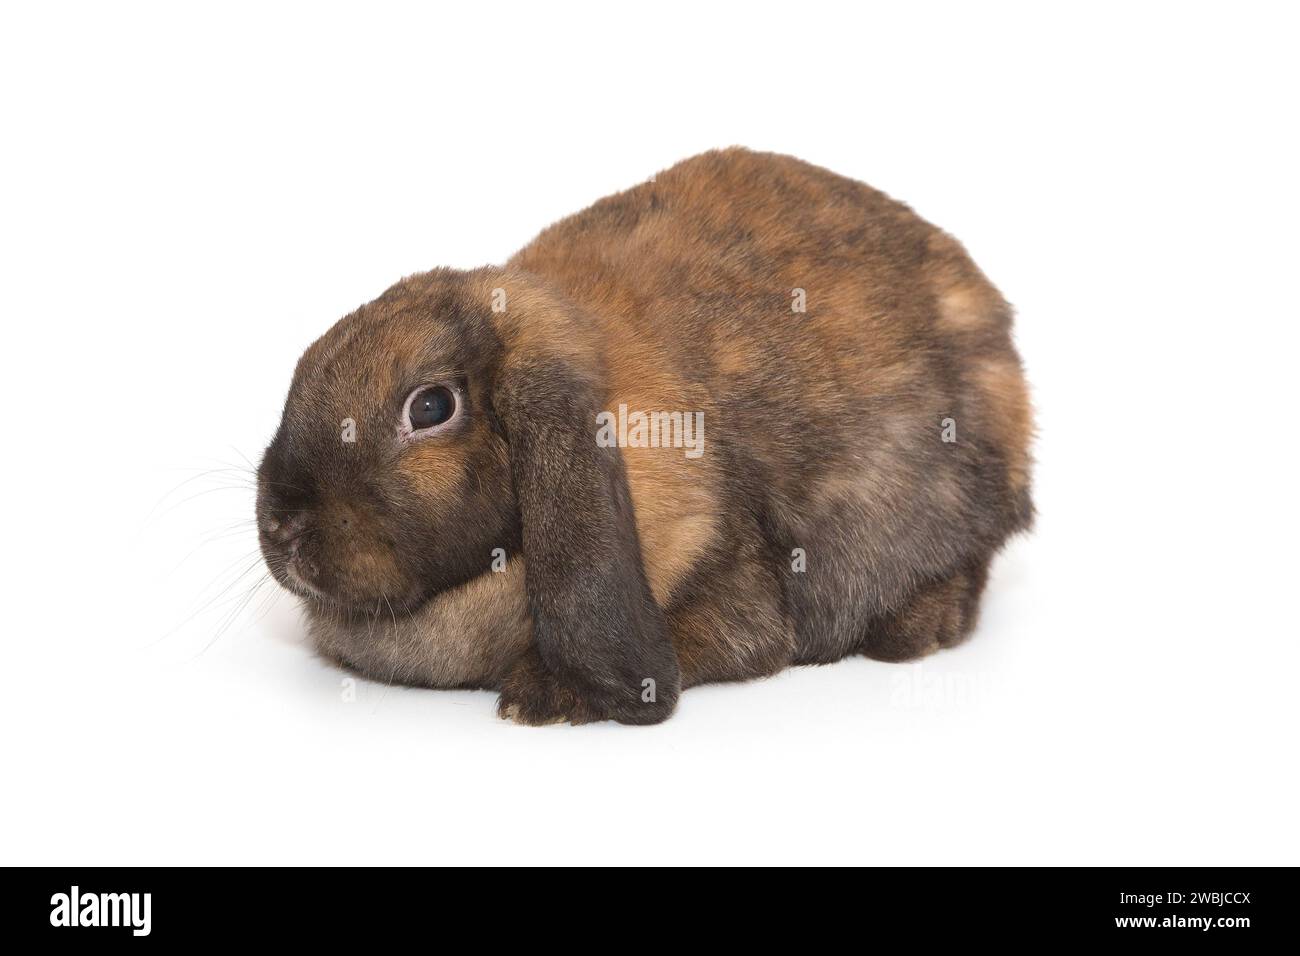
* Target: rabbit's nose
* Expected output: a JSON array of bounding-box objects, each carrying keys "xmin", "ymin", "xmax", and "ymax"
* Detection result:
[{"xmin": 261, "ymin": 511, "xmax": 309, "ymax": 547}]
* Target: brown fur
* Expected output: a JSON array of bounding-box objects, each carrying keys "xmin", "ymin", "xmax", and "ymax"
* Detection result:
[{"xmin": 256, "ymin": 148, "xmax": 1034, "ymax": 724}]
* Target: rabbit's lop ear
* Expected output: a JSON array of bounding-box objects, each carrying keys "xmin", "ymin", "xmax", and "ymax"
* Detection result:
[{"xmin": 491, "ymin": 337, "xmax": 681, "ymax": 725}]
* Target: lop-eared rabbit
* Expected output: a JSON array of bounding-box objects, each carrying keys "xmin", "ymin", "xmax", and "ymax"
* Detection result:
[{"xmin": 257, "ymin": 148, "xmax": 1034, "ymax": 724}]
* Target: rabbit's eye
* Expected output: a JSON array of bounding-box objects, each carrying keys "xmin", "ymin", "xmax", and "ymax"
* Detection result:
[{"xmin": 406, "ymin": 386, "xmax": 456, "ymax": 431}]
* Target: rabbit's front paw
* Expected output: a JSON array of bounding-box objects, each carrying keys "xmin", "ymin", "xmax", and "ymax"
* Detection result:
[
  {"xmin": 496, "ymin": 646, "xmax": 677, "ymax": 726},
  {"xmin": 496, "ymin": 647, "xmax": 596, "ymax": 726}
]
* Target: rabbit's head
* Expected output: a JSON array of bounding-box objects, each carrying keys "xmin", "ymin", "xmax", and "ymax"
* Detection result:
[{"xmin": 257, "ymin": 268, "xmax": 529, "ymax": 616}]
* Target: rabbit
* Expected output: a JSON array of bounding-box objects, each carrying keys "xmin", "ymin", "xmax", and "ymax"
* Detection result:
[{"xmin": 256, "ymin": 147, "xmax": 1034, "ymax": 725}]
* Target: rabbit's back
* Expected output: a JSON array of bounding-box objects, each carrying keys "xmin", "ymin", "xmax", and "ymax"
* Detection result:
[{"xmin": 512, "ymin": 147, "xmax": 1030, "ymax": 522}]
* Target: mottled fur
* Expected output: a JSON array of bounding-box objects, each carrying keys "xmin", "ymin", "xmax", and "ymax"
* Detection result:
[{"xmin": 256, "ymin": 148, "xmax": 1034, "ymax": 724}]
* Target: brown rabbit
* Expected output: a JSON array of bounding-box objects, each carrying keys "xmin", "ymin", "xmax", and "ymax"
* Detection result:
[{"xmin": 256, "ymin": 148, "xmax": 1034, "ymax": 724}]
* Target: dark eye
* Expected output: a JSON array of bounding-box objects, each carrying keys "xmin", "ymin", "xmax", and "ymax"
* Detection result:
[{"xmin": 406, "ymin": 386, "xmax": 456, "ymax": 431}]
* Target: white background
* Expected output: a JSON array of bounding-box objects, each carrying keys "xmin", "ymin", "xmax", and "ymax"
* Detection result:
[{"xmin": 2, "ymin": 2, "xmax": 1296, "ymax": 865}]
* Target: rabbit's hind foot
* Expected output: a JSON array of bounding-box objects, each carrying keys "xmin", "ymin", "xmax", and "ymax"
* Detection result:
[{"xmin": 860, "ymin": 559, "xmax": 991, "ymax": 662}]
